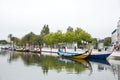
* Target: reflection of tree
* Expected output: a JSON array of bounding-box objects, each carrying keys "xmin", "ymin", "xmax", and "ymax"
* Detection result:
[
  {"xmin": 8, "ymin": 52, "xmax": 88, "ymax": 74},
  {"xmin": 8, "ymin": 51, "xmax": 20, "ymax": 63}
]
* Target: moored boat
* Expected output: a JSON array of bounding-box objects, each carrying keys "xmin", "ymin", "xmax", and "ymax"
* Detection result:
[
  {"xmin": 89, "ymin": 53, "xmax": 111, "ymax": 59},
  {"xmin": 58, "ymin": 48, "xmax": 92, "ymax": 59},
  {"xmin": 16, "ymin": 49, "xmax": 30, "ymax": 52},
  {"xmin": 30, "ymin": 50, "xmax": 41, "ymax": 53},
  {"xmin": 88, "ymin": 46, "xmax": 116, "ymax": 59}
]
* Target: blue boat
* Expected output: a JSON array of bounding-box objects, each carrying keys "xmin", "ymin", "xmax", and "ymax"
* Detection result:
[
  {"xmin": 89, "ymin": 53, "xmax": 111, "ymax": 59},
  {"xmin": 88, "ymin": 58, "xmax": 110, "ymax": 65},
  {"xmin": 58, "ymin": 49, "xmax": 92, "ymax": 59},
  {"xmin": 89, "ymin": 47, "xmax": 115, "ymax": 59}
]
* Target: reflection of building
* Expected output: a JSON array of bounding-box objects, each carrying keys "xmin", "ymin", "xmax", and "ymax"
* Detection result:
[
  {"xmin": 118, "ymin": 65, "xmax": 120, "ymax": 80},
  {"xmin": 112, "ymin": 18, "xmax": 120, "ymax": 45}
]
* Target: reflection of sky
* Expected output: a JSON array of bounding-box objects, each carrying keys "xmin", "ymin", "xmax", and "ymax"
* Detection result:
[{"xmin": 0, "ymin": 51, "xmax": 118, "ymax": 80}]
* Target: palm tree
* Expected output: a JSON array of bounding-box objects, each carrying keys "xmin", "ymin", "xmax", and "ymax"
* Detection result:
[{"xmin": 8, "ymin": 34, "xmax": 13, "ymax": 49}]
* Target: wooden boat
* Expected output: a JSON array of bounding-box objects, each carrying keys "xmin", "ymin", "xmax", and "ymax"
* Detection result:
[
  {"xmin": 58, "ymin": 48, "xmax": 92, "ymax": 59},
  {"xmin": 88, "ymin": 47, "xmax": 115, "ymax": 59},
  {"xmin": 16, "ymin": 49, "xmax": 30, "ymax": 52},
  {"xmin": 30, "ymin": 50, "xmax": 41, "ymax": 53},
  {"xmin": 88, "ymin": 53, "xmax": 111, "ymax": 59}
]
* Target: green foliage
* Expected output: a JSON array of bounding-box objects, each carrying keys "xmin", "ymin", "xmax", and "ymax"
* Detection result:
[
  {"xmin": 21, "ymin": 32, "xmax": 36, "ymax": 45},
  {"xmin": 7, "ymin": 25, "xmax": 92, "ymax": 47},
  {"xmin": 41, "ymin": 24, "xmax": 50, "ymax": 37},
  {"xmin": 33, "ymin": 35, "xmax": 43, "ymax": 45},
  {"xmin": 64, "ymin": 31, "xmax": 75, "ymax": 43},
  {"xmin": 75, "ymin": 27, "xmax": 92, "ymax": 43},
  {"xmin": 103, "ymin": 37, "xmax": 111, "ymax": 46},
  {"xmin": 0, "ymin": 40, "xmax": 8, "ymax": 44},
  {"xmin": 44, "ymin": 27, "xmax": 92, "ymax": 46},
  {"xmin": 92, "ymin": 38, "xmax": 98, "ymax": 49},
  {"xmin": 67, "ymin": 26, "xmax": 73, "ymax": 32},
  {"xmin": 44, "ymin": 32, "xmax": 55, "ymax": 45},
  {"xmin": 9, "ymin": 53, "xmax": 87, "ymax": 74},
  {"xmin": 11, "ymin": 37, "xmax": 20, "ymax": 46}
]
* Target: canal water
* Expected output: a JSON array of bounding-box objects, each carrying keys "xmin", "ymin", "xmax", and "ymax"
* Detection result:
[{"xmin": 0, "ymin": 50, "xmax": 119, "ymax": 80}]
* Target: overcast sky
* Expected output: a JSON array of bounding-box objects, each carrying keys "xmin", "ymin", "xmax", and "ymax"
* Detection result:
[{"xmin": 0, "ymin": 0, "xmax": 120, "ymax": 40}]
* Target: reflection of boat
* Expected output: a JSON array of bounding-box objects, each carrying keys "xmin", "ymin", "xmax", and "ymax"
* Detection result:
[
  {"xmin": 70, "ymin": 58, "xmax": 92, "ymax": 70},
  {"xmin": 58, "ymin": 58, "xmax": 92, "ymax": 74},
  {"xmin": 58, "ymin": 58, "xmax": 92, "ymax": 68},
  {"xmin": 88, "ymin": 58, "xmax": 110, "ymax": 65},
  {"xmin": 58, "ymin": 49, "xmax": 92, "ymax": 59}
]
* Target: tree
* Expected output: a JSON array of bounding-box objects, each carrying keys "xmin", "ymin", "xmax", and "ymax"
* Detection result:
[
  {"xmin": 8, "ymin": 34, "xmax": 12, "ymax": 43},
  {"xmin": 41, "ymin": 24, "xmax": 50, "ymax": 37},
  {"xmin": 44, "ymin": 32, "xmax": 55, "ymax": 45},
  {"xmin": 103, "ymin": 37, "xmax": 111, "ymax": 46},
  {"xmin": 0, "ymin": 40, "xmax": 8, "ymax": 44},
  {"xmin": 92, "ymin": 38, "xmax": 98, "ymax": 49},
  {"xmin": 74, "ymin": 27, "xmax": 92, "ymax": 47},
  {"xmin": 74, "ymin": 27, "xmax": 83, "ymax": 42},
  {"xmin": 67, "ymin": 26, "xmax": 73, "ymax": 32},
  {"xmin": 21, "ymin": 32, "xmax": 36, "ymax": 46},
  {"xmin": 64, "ymin": 31, "xmax": 75, "ymax": 43},
  {"xmin": 12, "ymin": 37, "xmax": 20, "ymax": 46},
  {"xmin": 34, "ymin": 35, "xmax": 43, "ymax": 45}
]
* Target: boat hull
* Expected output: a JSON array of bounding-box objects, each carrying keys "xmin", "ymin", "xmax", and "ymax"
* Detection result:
[
  {"xmin": 89, "ymin": 54, "xmax": 110, "ymax": 59},
  {"xmin": 16, "ymin": 49, "xmax": 30, "ymax": 52},
  {"xmin": 61, "ymin": 54, "xmax": 89, "ymax": 59},
  {"xmin": 30, "ymin": 50, "xmax": 41, "ymax": 53},
  {"xmin": 58, "ymin": 49, "xmax": 91, "ymax": 59}
]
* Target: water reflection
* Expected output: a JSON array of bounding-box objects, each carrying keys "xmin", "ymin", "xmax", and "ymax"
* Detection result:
[
  {"xmin": 0, "ymin": 51, "xmax": 119, "ymax": 80},
  {"xmin": 8, "ymin": 51, "xmax": 91, "ymax": 74},
  {"xmin": 58, "ymin": 58, "xmax": 93, "ymax": 75}
]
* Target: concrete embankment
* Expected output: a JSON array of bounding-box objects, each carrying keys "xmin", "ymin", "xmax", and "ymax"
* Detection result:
[{"xmin": 41, "ymin": 48, "xmax": 120, "ymax": 57}]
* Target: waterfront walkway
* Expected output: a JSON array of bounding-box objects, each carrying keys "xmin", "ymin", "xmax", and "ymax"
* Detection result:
[{"xmin": 41, "ymin": 48, "xmax": 120, "ymax": 57}]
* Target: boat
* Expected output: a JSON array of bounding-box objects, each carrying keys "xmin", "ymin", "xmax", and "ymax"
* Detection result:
[
  {"xmin": 16, "ymin": 49, "xmax": 30, "ymax": 52},
  {"xmin": 30, "ymin": 50, "xmax": 41, "ymax": 53},
  {"xmin": 58, "ymin": 48, "xmax": 92, "ymax": 59},
  {"xmin": 88, "ymin": 47, "xmax": 115, "ymax": 59},
  {"xmin": 88, "ymin": 53, "xmax": 111, "ymax": 59}
]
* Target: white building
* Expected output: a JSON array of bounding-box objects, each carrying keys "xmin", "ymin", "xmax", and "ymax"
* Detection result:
[
  {"xmin": 111, "ymin": 18, "xmax": 120, "ymax": 45},
  {"xmin": 111, "ymin": 29, "xmax": 118, "ymax": 45},
  {"xmin": 117, "ymin": 18, "xmax": 120, "ymax": 44}
]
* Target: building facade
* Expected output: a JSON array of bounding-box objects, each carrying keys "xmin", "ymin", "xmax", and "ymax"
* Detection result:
[
  {"xmin": 117, "ymin": 18, "xmax": 120, "ymax": 44},
  {"xmin": 111, "ymin": 18, "xmax": 120, "ymax": 45},
  {"xmin": 111, "ymin": 29, "xmax": 118, "ymax": 45}
]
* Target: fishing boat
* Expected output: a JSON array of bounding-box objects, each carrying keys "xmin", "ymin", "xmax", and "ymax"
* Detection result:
[{"xmin": 58, "ymin": 48, "xmax": 92, "ymax": 59}]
